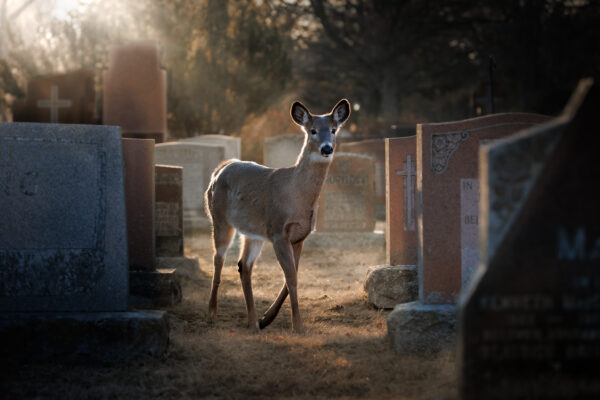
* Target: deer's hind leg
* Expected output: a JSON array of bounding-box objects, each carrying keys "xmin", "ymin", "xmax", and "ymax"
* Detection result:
[
  {"xmin": 238, "ymin": 236, "xmax": 264, "ymax": 331},
  {"xmin": 208, "ymin": 220, "xmax": 235, "ymax": 323}
]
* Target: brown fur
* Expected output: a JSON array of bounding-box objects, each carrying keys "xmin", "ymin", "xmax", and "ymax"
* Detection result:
[{"xmin": 205, "ymin": 99, "xmax": 351, "ymax": 332}]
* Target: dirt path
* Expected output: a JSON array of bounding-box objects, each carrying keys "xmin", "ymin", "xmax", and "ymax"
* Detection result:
[{"xmin": 3, "ymin": 233, "xmax": 457, "ymax": 399}]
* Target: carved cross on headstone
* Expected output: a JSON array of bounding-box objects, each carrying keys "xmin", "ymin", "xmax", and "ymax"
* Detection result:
[
  {"xmin": 396, "ymin": 154, "xmax": 416, "ymax": 231},
  {"xmin": 36, "ymin": 85, "xmax": 72, "ymax": 123}
]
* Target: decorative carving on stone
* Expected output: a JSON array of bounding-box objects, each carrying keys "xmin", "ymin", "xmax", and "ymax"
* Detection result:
[{"xmin": 431, "ymin": 131, "xmax": 469, "ymax": 174}]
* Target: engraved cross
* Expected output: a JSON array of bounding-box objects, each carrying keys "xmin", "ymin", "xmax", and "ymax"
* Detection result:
[
  {"xmin": 37, "ymin": 85, "xmax": 72, "ymax": 123},
  {"xmin": 395, "ymin": 154, "xmax": 416, "ymax": 231}
]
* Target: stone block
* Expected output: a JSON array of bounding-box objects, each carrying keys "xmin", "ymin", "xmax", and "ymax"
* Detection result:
[
  {"xmin": 129, "ymin": 269, "xmax": 182, "ymax": 308},
  {"xmin": 364, "ymin": 265, "xmax": 417, "ymax": 308}
]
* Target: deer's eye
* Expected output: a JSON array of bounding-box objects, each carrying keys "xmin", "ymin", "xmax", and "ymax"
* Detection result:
[
  {"xmin": 311, "ymin": 129, "xmax": 317, "ymax": 135},
  {"xmin": 331, "ymin": 128, "xmax": 336, "ymax": 134}
]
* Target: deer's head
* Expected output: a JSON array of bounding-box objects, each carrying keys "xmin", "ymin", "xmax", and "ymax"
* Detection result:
[{"xmin": 291, "ymin": 99, "xmax": 351, "ymax": 160}]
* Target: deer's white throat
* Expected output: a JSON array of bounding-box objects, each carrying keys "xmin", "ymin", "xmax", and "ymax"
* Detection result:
[{"xmin": 309, "ymin": 151, "xmax": 333, "ymax": 163}]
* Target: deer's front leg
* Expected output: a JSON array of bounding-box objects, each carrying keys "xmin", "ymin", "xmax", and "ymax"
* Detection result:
[
  {"xmin": 259, "ymin": 241, "xmax": 303, "ymax": 329},
  {"xmin": 272, "ymin": 238, "xmax": 303, "ymax": 332}
]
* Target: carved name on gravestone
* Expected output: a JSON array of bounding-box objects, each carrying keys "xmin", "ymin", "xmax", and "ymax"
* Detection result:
[
  {"xmin": 316, "ymin": 153, "xmax": 375, "ymax": 232},
  {"xmin": 263, "ymin": 134, "xmax": 304, "ymax": 168},
  {"xmin": 12, "ymin": 70, "xmax": 95, "ymax": 124},
  {"xmin": 418, "ymin": 113, "xmax": 549, "ymax": 304},
  {"xmin": 340, "ymin": 139, "xmax": 386, "ymax": 218},
  {"xmin": 155, "ymin": 164, "xmax": 184, "ymax": 257},
  {"xmin": 0, "ymin": 123, "xmax": 127, "ymax": 311},
  {"xmin": 103, "ymin": 42, "xmax": 167, "ymax": 143},
  {"xmin": 122, "ymin": 139, "xmax": 155, "ymax": 271},
  {"xmin": 154, "ymin": 142, "xmax": 225, "ymax": 219},
  {"xmin": 460, "ymin": 80, "xmax": 600, "ymax": 400},
  {"xmin": 180, "ymin": 134, "xmax": 241, "ymax": 160},
  {"xmin": 386, "ymin": 136, "xmax": 417, "ymax": 266}
]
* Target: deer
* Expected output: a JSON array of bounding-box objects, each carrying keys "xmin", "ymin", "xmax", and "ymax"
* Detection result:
[{"xmin": 204, "ymin": 99, "xmax": 351, "ymax": 332}]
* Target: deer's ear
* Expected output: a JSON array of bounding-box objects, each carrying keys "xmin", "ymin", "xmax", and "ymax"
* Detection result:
[
  {"xmin": 291, "ymin": 101, "xmax": 311, "ymax": 126},
  {"xmin": 332, "ymin": 99, "xmax": 351, "ymax": 125}
]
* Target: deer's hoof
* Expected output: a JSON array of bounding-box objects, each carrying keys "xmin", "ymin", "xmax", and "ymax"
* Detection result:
[{"xmin": 258, "ymin": 318, "xmax": 267, "ymax": 330}]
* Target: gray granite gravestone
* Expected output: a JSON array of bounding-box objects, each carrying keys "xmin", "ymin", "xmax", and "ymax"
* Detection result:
[
  {"xmin": 0, "ymin": 122, "xmax": 168, "ymax": 362},
  {"xmin": 154, "ymin": 142, "xmax": 225, "ymax": 233},
  {"xmin": 459, "ymin": 80, "xmax": 600, "ymax": 399},
  {"xmin": 180, "ymin": 134, "xmax": 241, "ymax": 160},
  {"xmin": 263, "ymin": 134, "xmax": 304, "ymax": 168}
]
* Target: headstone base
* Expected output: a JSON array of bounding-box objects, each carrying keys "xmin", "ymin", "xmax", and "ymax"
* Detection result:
[
  {"xmin": 364, "ymin": 265, "xmax": 417, "ymax": 308},
  {"xmin": 0, "ymin": 310, "xmax": 169, "ymax": 363},
  {"xmin": 130, "ymin": 269, "xmax": 182, "ymax": 308},
  {"xmin": 387, "ymin": 302, "xmax": 456, "ymax": 357},
  {"xmin": 304, "ymin": 231, "xmax": 384, "ymax": 250},
  {"xmin": 157, "ymin": 256, "xmax": 201, "ymax": 279}
]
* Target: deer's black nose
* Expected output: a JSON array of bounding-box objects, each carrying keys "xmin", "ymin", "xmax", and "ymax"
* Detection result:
[{"xmin": 321, "ymin": 145, "xmax": 333, "ymax": 156}]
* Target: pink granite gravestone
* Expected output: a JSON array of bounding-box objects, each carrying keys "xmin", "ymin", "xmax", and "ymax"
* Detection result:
[
  {"xmin": 417, "ymin": 113, "xmax": 549, "ymax": 304},
  {"xmin": 103, "ymin": 43, "xmax": 167, "ymax": 143},
  {"xmin": 386, "ymin": 136, "xmax": 417, "ymax": 266},
  {"xmin": 12, "ymin": 70, "xmax": 95, "ymax": 124},
  {"xmin": 339, "ymin": 139, "xmax": 386, "ymax": 219},
  {"xmin": 122, "ymin": 138, "xmax": 155, "ymax": 271}
]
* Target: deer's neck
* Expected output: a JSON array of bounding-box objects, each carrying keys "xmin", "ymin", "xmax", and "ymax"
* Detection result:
[{"xmin": 291, "ymin": 136, "xmax": 332, "ymax": 206}]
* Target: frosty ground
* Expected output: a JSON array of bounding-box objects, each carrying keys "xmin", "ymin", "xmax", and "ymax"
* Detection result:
[{"xmin": 3, "ymin": 233, "xmax": 457, "ymax": 399}]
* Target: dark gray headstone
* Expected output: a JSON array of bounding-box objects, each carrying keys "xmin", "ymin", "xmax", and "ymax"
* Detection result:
[
  {"xmin": 459, "ymin": 79, "xmax": 600, "ymax": 399},
  {"xmin": 0, "ymin": 123, "xmax": 128, "ymax": 311}
]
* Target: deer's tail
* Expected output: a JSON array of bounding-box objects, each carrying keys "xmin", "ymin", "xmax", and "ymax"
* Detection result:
[{"xmin": 204, "ymin": 159, "xmax": 237, "ymax": 221}]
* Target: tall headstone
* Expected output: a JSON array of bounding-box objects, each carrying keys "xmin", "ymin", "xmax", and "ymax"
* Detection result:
[
  {"xmin": 122, "ymin": 138, "xmax": 155, "ymax": 271},
  {"xmin": 339, "ymin": 139, "xmax": 386, "ymax": 219},
  {"xmin": 0, "ymin": 122, "xmax": 168, "ymax": 362},
  {"xmin": 180, "ymin": 134, "xmax": 241, "ymax": 160},
  {"xmin": 460, "ymin": 80, "xmax": 599, "ymax": 399},
  {"xmin": 154, "ymin": 142, "xmax": 225, "ymax": 232},
  {"xmin": 12, "ymin": 70, "xmax": 95, "ymax": 124},
  {"xmin": 103, "ymin": 42, "xmax": 167, "ymax": 143},
  {"xmin": 263, "ymin": 134, "xmax": 304, "ymax": 168},
  {"xmin": 316, "ymin": 153, "xmax": 376, "ymax": 232},
  {"xmin": 417, "ymin": 113, "xmax": 549, "ymax": 304},
  {"xmin": 386, "ymin": 136, "xmax": 417, "ymax": 266}
]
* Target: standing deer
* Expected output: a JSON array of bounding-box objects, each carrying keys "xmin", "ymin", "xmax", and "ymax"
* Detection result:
[{"xmin": 205, "ymin": 99, "xmax": 351, "ymax": 332}]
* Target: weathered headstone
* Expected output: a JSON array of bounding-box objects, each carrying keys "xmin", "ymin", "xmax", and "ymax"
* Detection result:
[
  {"xmin": 103, "ymin": 42, "xmax": 167, "ymax": 143},
  {"xmin": 418, "ymin": 112, "xmax": 549, "ymax": 304},
  {"xmin": 180, "ymin": 134, "xmax": 241, "ymax": 160},
  {"xmin": 386, "ymin": 136, "xmax": 417, "ymax": 266},
  {"xmin": 387, "ymin": 113, "xmax": 549, "ymax": 356},
  {"xmin": 263, "ymin": 134, "xmax": 304, "ymax": 168},
  {"xmin": 122, "ymin": 138, "xmax": 155, "ymax": 271},
  {"xmin": 316, "ymin": 153, "xmax": 376, "ymax": 232},
  {"xmin": 12, "ymin": 70, "xmax": 95, "ymax": 124},
  {"xmin": 154, "ymin": 142, "xmax": 225, "ymax": 232},
  {"xmin": 339, "ymin": 139, "xmax": 386, "ymax": 219},
  {"xmin": 154, "ymin": 164, "xmax": 201, "ymax": 278},
  {"xmin": 460, "ymin": 80, "xmax": 600, "ymax": 399},
  {"xmin": 0, "ymin": 122, "xmax": 168, "ymax": 362}
]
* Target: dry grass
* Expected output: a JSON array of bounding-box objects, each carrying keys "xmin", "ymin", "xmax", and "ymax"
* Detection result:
[{"xmin": 2, "ymin": 233, "xmax": 458, "ymax": 400}]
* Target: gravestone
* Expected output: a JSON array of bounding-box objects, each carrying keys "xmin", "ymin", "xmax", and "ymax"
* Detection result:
[
  {"xmin": 180, "ymin": 134, "xmax": 241, "ymax": 160},
  {"xmin": 364, "ymin": 136, "xmax": 418, "ymax": 308},
  {"xmin": 316, "ymin": 153, "xmax": 376, "ymax": 232},
  {"xmin": 0, "ymin": 122, "xmax": 168, "ymax": 362},
  {"xmin": 459, "ymin": 80, "xmax": 600, "ymax": 399},
  {"xmin": 387, "ymin": 113, "xmax": 549, "ymax": 356},
  {"xmin": 339, "ymin": 139, "xmax": 386, "ymax": 219},
  {"xmin": 386, "ymin": 136, "xmax": 418, "ymax": 266},
  {"xmin": 103, "ymin": 42, "xmax": 167, "ymax": 143},
  {"xmin": 418, "ymin": 112, "xmax": 549, "ymax": 304},
  {"xmin": 154, "ymin": 164, "xmax": 200, "ymax": 278},
  {"xmin": 263, "ymin": 134, "xmax": 304, "ymax": 168},
  {"xmin": 12, "ymin": 70, "xmax": 95, "ymax": 124},
  {"xmin": 122, "ymin": 138, "xmax": 155, "ymax": 271},
  {"xmin": 154, "ymin": 142, "xmax": 225, "ymax": 232}
]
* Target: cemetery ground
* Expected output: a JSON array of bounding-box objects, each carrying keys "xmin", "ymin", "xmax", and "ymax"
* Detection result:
[{"xmin": 3, "ymin": 232, "xmax": 456, "ymax": 399}]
